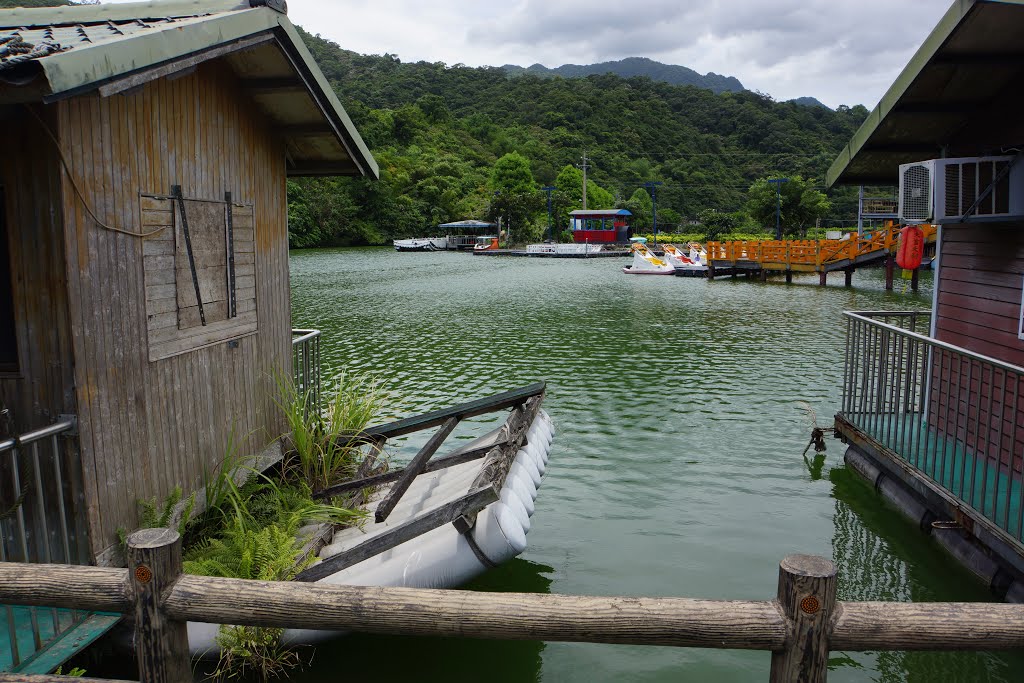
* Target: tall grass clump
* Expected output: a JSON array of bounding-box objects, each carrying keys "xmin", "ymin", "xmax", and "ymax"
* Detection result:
[{"xmin": 278, "ymin": 368, "xmax": 387, "ymax": 493}]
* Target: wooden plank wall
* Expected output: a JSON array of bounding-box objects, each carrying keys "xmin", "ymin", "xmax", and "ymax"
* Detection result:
[
  {"xmin": 56, "ymin": 61, "xmax": 291, "ymax": 560},
  {"xmin": 0, "ymin": 107, "xmax": 76, "ymax": 433},
  {"xmin": 930, "ymin": 223, "xmax": 1024, "ymax": 477}
]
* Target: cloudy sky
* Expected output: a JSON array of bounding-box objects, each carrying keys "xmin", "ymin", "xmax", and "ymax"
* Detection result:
[
  {"xmin": 279, "ymin": 0, "xmax": 952, "ymax": 109},
  {"xmin": 93, "ymin": 0, "xmax": 950, "ymax": 108}
]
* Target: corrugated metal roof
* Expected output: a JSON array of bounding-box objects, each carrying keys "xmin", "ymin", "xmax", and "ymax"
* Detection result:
[
  {"xmin": 827, "ymin": 0, "xmax": 1024, "ymax": 187},
  {"xmin": 0, "ymin": 0, "xmax": 378, "ymax": 179}
]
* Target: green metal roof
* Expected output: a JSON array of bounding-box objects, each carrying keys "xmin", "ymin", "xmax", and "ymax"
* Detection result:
[
  {"xmin": 0, "ymin": 0, "xmax": 378, "ymax": 178},
  {"xmin": 827, "ymin": 0, "xmax": 1024, "ymax": 187}
]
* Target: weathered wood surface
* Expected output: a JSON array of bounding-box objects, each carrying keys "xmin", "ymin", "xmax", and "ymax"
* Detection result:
[
  {"xmin": 470, "ymin": 396, "xmax": 542, "ymax": 493},
  {"xmin": 313, "ymin": 440, "xmax": 502, "ymax": 499},
  {"xmin": 165, "ymin": 577, "xmax": 788, "ymax": 649},
  {"xmin": 361, "ymin": 382, "xmax": 545, "ymax": 440},
  {"xmin": 832, "ymin": 601, "xmax": 1024, "ymax": 650},
  {"xmin": 126, "ymin": 529, "xmax": 190, "ymax": 683},
  {"xmin": 373, "ymin": 416, "xmax": 460, "ymax": 523},
  {"xmin": 294, "ymin": 484, "xmax": 499, "ymax": 583},
  {"xmin": 55, "ymin": 60, "xmax": 290, "ymax": 560},
  {"xmin": 769, "ymin": 555, "xmax": 837, "ymax": 683},
  {"xmin": 2, "ymin": 557, "xmax": 1024, "ymax": 654},
  {"xmin": 0, "ymin": 563, "xmax": 129, "ymax": 612}
]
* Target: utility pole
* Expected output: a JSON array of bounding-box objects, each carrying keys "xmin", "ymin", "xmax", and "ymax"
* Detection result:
[
  {"xmin": 580, "ymin": 150, "xmax": 590, "ymax": 210},
  {"xmin": 857, "ymin": 185, "xmax": 864, "ymax": 236},
  {"xmin": 768, "ymin": 177, "xmax": 790, "ymax": 240},
  {"xmin": 644, "ymin": 181, "xmax": 663, "ymax": 245},
  {"xmin": 542, "ymin": 185, "xmax": 556, "ymax": 241}
]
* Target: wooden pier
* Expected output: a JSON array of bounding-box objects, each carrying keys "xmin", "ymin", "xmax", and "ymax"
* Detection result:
[{"xmin": 706, "ymin": 225, "xmax": 937, "ymax": 287}]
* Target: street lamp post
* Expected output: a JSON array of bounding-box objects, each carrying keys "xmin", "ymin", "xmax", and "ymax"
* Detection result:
[
  {"xmin": 768, "ymin": 178, "xmax": 790, "ymax": 240},
  {"xmin": 644, "ymin": 181, "xmax": 663, "ymax": 245}
]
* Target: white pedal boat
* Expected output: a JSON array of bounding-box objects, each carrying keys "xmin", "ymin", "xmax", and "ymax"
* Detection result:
[{"xmin": 622, "ymin": 242, "xmax": 674, "ymax": 275}]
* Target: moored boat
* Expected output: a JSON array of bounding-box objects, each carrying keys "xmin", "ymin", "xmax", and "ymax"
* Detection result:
[
  {"xmin": 622, "ymin": 242, "xmax": 675, "ymax": 275},
  {"xmin": 473, "ymin": 235, "xmax": 499, "ymax": 251},
  {"xmin": 394, "ymin": 237, "xmax": 448, "ymax": 252},
  {"xmin": 662, "ymin": 243, "xmax": 707, "ymax": 269}
]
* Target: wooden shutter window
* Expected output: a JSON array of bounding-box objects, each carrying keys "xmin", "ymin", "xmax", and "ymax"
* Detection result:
[{"xmin": 141, "ymin": 191, "xmax": 258, "ymax": 361}]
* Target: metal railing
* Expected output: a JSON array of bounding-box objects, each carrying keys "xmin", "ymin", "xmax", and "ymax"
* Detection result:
[
  {"xmin": 292, "ymin": 329, "xmax": 322, "ymax": 416},
  {"xmin": 1, "ymin": 418, "xmax": 89, "ymax": 670},
  {"xmin": 840, "ymin": 311, "xmax": 1024, "ymax": 547}
]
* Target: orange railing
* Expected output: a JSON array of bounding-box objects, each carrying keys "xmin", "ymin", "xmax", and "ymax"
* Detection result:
[{"xmin": 706, "ymin": 225, "xmax": 936, "ymax": 272}]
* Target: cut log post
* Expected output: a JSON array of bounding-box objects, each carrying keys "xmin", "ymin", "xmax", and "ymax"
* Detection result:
[
  {"xmin": 785, "ymin": 270, "xmax": 793, "ymax": 284},
  {"xmin": 769, "ymin": 554, "xmax": 837, "ymax": 683},
  {"xmin": 844, "ymin": 269, "xmax": 853, "ymax": 287},
  {"xmin": 126, "ymin": 529, "xmax": 190, "ymax": 683},
  {"xmin": 819, "ymin": 271, "xmax": 827, "ymax": 286}
]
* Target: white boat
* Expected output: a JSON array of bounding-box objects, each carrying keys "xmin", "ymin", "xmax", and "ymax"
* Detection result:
[
  {"xmin": 662, "ymin": 243, "xmax": 708, "ymax": 271},
  {"xmin": 622, "ymin": 242, "xmax": 675, "ymax": 275},
  {"xmin": 393, "ymin": 237, "xmax": 448, "ymax": 252},
  {"xmin": 186, "ymin": 388, "xmax": 554, "ymax": 655},
  {"xmin": 526, "ymin": 243, "xmax": 603, "ymax": 255}
]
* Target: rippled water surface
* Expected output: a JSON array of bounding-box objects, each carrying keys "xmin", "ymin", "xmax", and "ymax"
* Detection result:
[{"xmin": 290, "ymin": 248, "xmax": 1023, "ymax": 683}]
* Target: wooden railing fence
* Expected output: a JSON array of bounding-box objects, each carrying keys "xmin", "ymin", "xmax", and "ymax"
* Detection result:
[{"xmin": 1, "ymin": 529, "xmax": 1023, "ymax": 683}]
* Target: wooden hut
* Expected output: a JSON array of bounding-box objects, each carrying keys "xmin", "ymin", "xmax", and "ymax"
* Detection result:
[
  {"xmin": 827, "ymin": 0, "xmax": 1024, "ymax": 599},
  {"xmin": 0, "ymin": 0, "xmax": 377, "ymax": 565}
]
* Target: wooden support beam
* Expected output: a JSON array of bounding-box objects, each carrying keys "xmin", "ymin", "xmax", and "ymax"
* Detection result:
[
  {"xmin": 0, "ymin": 564, "xmax": 129, "ymax": 612},
  {"xmin": 242, "ymin": 77, "xmax": 305, "ymax": 95},
  {"xmin": 126, "ymin": 529, "xmax": 190, "ymax": 683},
  {"xmin": 911, "ymin": 267, "xmax": 920, "ymax": 291},
  {"xmin": 95, "ymin": 34, "xmax": 274, "ymax": 99},
  {"xmin": 164, "ymin": 578, "xmax": 788, "ymax": 649},
  {"xmin": 294, "ymin": 485, "xmax": 499, "ymax": 582},
  {"xmin": 819, "ymin": 271, "xmax": 827, "ymax": 286},
  {"xmin": 785, "ymin": 271, "xmax": 793, "ymax": 284},
  {"xmin": 769, "ymin": 555, "xmax": 837, "ymax": 683},
  {"xmin": 845, "ymin": 269, "xmax": 853, "ymax": 287},
  {"xmin": 314, "ymin": 440, "xmax": 505, "ymax": 499},
  {"xmin": 374, "ymin": 416, "xmax": 460, "ymax": 523},
  {"xmin": 362, "ymin": 382, "xmax": 545, "ymax": 440}
]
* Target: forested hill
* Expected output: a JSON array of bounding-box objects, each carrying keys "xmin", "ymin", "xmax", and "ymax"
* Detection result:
[
  {"xmin": 290, "ymin": 29, "xmax": 870, "ymax": 247},
  {"xmin": 501, "ymin": 57, "xmax": 744, "ymax": 94}
]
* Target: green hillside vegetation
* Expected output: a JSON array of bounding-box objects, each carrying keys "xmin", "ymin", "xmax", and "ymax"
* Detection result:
[{"xmin": 289, "ymin": 31, "xmax": 871, "ymax": 247}]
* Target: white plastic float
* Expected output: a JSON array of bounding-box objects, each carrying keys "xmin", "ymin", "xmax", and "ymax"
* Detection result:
[{"xmin": 187, "ymin": 406, "xmax": 553, "ymax": 654}]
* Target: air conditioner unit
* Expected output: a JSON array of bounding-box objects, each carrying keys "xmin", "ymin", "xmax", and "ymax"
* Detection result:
[{"xmin": 898, "ymin": 156, "xmax": 1024, "ymax": 223}]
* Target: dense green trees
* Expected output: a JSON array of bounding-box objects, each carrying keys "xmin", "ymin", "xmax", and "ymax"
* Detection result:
[
  {"xmin": 747, "ymin": 176, "xmax": 832, "ymax": 237},
  {"xmin": 287, "ymin": 29, "xmax": 869, "ymax": 247}
]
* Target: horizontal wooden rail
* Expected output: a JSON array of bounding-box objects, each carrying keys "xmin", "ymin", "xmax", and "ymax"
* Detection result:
[
  {"xmin": 2, "ymin": 538, "xmax": 1024, "ymax": 683},
  {"xmin": 360, "ymin": 382, "xmax": 545, "ymax": 439}
]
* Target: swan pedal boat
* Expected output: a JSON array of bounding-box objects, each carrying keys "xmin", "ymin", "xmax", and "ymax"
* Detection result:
[{"xmin": 622, "ymin": 242, "xmax": 675, "ymax": 275}]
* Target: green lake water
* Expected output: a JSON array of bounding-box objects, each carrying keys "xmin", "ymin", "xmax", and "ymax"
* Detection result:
[{"xmin": 288, "ymin": 247, "xmax": 1024, "ymax": 683}]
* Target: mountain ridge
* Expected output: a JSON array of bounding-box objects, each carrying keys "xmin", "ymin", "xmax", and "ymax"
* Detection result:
[{"xmin": 501, "ymin": 57, "xmax": 745, "ymax": 95}]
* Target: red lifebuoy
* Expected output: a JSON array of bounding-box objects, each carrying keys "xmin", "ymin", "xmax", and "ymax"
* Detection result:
[{"xmin": 896, "ymin": 225, "xmax": 924, "ymax": 270}]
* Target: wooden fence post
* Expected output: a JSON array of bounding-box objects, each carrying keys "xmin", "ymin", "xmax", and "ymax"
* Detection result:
[
  {"xmin": 127, "ymin": 529, "xmax": 191, "ymax": 683},
  {"xmin": 769, "ymin": 554, "xmax": 837, "ymax": 683}
]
